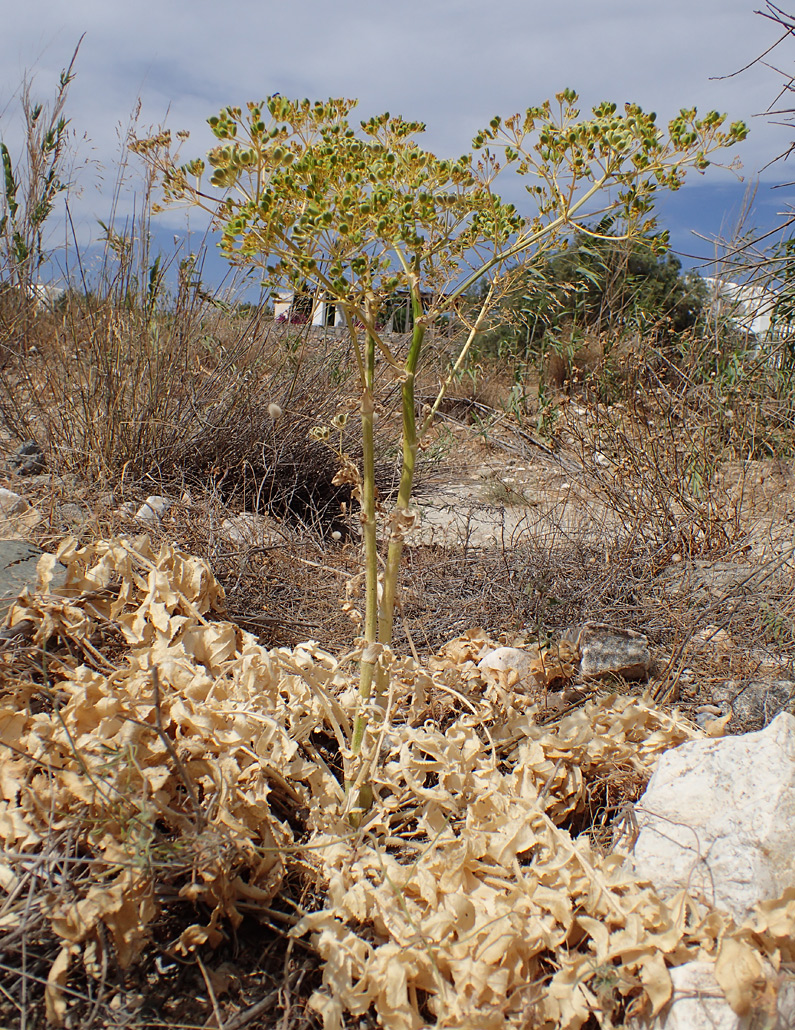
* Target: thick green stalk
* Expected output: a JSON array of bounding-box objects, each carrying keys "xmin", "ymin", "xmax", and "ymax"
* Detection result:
[
  {"xmin": 375, "ymin": 284, "xmax": 493, "ymax": 680},
  {"xmin": 352, "ymin": 327, "xmax": 379, "ymax": 756},
  {"xmin": 377, "ymin": 285, "xmax": 425, "ymax": 657}
]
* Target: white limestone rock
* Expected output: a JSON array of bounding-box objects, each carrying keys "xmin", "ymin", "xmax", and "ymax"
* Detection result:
[
  {"xmin": 477, "ymin": 647, "xmax": 538, "ymax": 685},
  {"xmin": 0, "ymin": 488, "xmax": 29, "ymax": 515},
  {"xmin": 629, "ymin": 960, "xmax": 795, "ymax": 1030},
  {"xmin": 0, "ymin": 487, "xmax": 41, "ymax": 537},
  {"xmin": 629, "ymin": 712, "xmax": 795, "ymax": 923}
]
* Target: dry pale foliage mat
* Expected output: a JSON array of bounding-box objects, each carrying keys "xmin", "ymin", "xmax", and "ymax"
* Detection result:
[{"xmin": 0, "ymin": 536, "xmax": 793, "ymax": 1028}]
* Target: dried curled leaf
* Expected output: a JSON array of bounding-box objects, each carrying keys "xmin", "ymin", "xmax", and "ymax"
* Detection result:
[{"xmin": 0, "ymin": 537, "xmax": 792, "ymax": 1029}]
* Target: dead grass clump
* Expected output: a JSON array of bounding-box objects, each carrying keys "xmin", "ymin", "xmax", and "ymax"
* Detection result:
[
  {"xmin": 0, "ymin": 294, "xmax": 271, "ymax": 478},
  {"xmin": 0, "ymin": 292, "xmax": 408, "ymax": 537},
  {"xmin": 391, "ymin": 534, "xmax": 658, "ymax": 656},
  {"xmin": 527, "ymin": 332, "xmax": 795, "ymax": 561},
  {"xmin": 175, "ymin": 374, "xmax": 363, "ymax": 540},
  {"xmin": 165, "ymin": 493, "xmax": 361, "ymax": 648},
  {"xmin": 559, "ymin": 389, "xmax": 747, "ymax": 558}
]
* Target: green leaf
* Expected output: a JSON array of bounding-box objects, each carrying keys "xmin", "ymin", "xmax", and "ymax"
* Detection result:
[{"xmin": 0, "ymin": 143, "xmax": 19, "ymax": 219}]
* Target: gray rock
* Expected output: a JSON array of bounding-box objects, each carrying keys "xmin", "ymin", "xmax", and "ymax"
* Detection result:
[
  {"xmin": 56, "ymin": 503, "xmax": 88, "ymax": 530},
  {"xmin": 0, "ymin": 540, "xmax": 66, "ymax": 618},
  {"xmin": 712, "ymin": 678, "xmax": 795, "ymax": 732},
  {"xmin": 578, "ymin": 622, "xmax": 651, "ymax": 680},
  {"xmin": 9, "ymin": 440, "xmax": 45, "ymax": 475}
]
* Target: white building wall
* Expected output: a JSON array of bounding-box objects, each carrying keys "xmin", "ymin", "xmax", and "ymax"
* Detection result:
[
  {"xmin": 273, "ymin": 289, "xmax": 342, "ymax": 326},
  {"xmin": 704, "ymin": 277, "xmax": 776, "ymax": 338}
]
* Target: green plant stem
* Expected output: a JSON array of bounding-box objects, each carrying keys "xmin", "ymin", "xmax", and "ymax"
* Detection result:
[
  {"xmin": 353, "ymin": 326, "xmax": 379, "ymax": 756},
  {"xmin": 375, "ymin": 283, "xmax": 494, "ymax": 689},
  {"xmin": 372, "ymin": 284, "xmax": 496, "ymax": 700},
  {"xmin": 377, "ymin": 285, "xmax": 425, "ymax": 662},
  {"xmin": 442, "ymin": 172, "xmax": 613, "ymax": 311}
]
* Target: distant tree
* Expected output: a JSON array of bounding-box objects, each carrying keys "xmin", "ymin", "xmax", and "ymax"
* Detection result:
[{"xmin": 474, "ymin": 224, "xmax": 708, "ymax": 355}]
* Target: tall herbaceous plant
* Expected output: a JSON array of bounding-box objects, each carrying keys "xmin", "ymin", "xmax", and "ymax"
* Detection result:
[{"xmin": 134, "ymin": 93, "xmax": 746, "ymax": 812}]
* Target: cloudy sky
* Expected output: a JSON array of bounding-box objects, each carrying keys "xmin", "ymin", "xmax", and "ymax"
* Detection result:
[{"xmin": 3, "ymin": 0, "xmax": 794, "ymax": 281}]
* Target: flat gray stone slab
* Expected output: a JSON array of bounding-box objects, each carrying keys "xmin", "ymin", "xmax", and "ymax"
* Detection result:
[
  {"xmin": 712, "ymin": 677, "xmax": 795, "ymax": 733},
  {"xmin": 655, "ymin": 560, "xmax": 774, "ymax": 599},
  {"xmin": 0, "ymin": 540, "xmax": 66, "ymax": 618}
]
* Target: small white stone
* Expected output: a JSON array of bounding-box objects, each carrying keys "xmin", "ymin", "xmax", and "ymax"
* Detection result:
[
  {"xmin": 628, "ymin": 960, "xmax": 795, "ymax": 1030},
  {"xmin": 134, "ymin": 496, "xmax": 171, "ymax": 525},
  {"xmin": 628, "ymin": 961, "xmax": 740, "ymax": 1030},
  {"xmin": 478, "ymin": 647, "xmax": 538, "ymax": 686}
]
